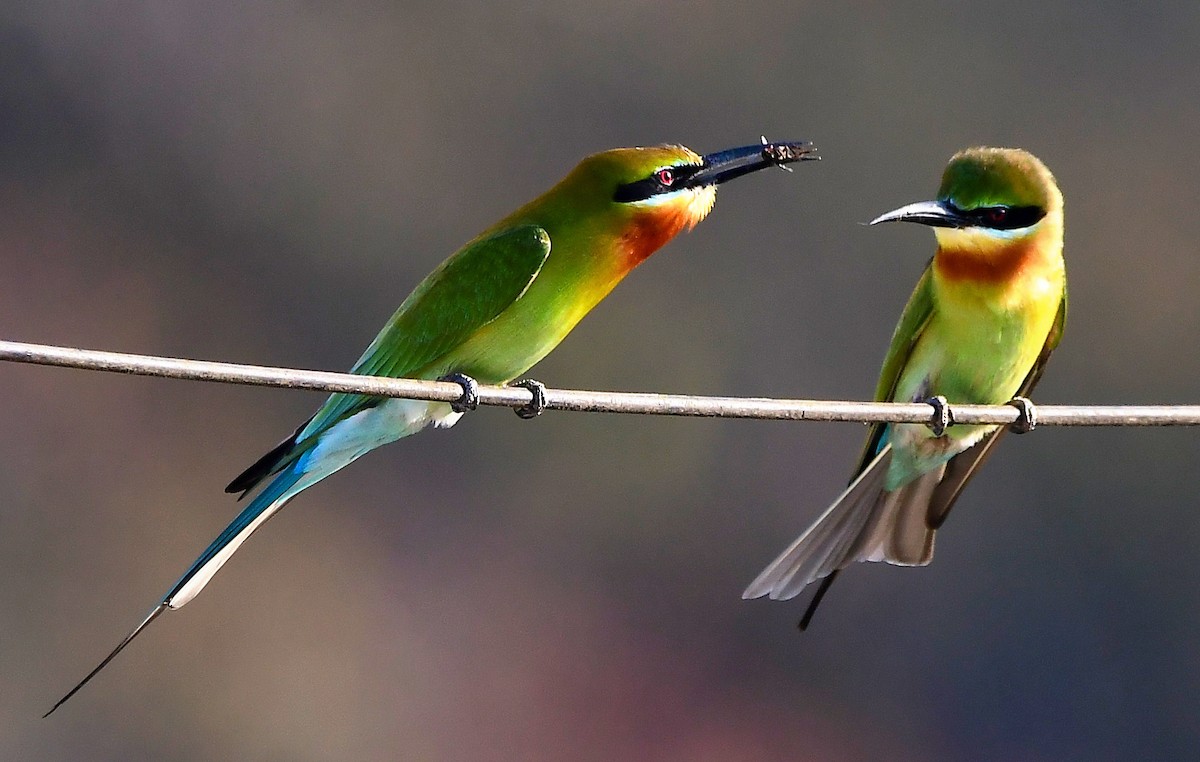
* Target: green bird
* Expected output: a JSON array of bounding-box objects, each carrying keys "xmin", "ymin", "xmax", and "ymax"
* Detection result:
[
  {"xmin": 48, "ymin": 140, "xmax": 817, "ymax": 714},
  {"xmin": 743, "ymin": 147, "xmax": 1066, "ymax": 627}
]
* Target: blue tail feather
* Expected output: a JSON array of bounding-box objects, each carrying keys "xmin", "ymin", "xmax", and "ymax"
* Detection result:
[{"xmin": 165, "ymin": 464, "xmax": 306, "ymax": 608}]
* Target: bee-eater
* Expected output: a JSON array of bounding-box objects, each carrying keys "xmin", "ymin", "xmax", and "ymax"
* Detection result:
[
  {"xmin": 743, "ymin": 147, "xmax": 1065, "ymax": 627},
  {"xmin": 46, "ymin": 140, "xmax": 816, "ymax": 714}
]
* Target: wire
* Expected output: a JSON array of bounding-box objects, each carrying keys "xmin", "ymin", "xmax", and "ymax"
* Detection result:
[{"xmin": 2, "ymin": 339, "xmax": 1198, "ymax": 427}]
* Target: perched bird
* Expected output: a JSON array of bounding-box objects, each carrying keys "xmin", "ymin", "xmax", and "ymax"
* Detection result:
[
  {"xmin": 48, "ymin": 140, "xmax": 817, "ymax": 714},
  {"xmin": 743, "ymin": 147, "xmax": 1066, "ymax": 628}
]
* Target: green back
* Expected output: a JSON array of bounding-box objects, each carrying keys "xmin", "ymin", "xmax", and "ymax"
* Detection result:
[{"xmin": 296, "ymin": 224, "xmax": 552, "ymax": 443}]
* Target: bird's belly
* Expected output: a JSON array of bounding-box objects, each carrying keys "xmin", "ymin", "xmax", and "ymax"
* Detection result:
[
  {"xmin": 895, "ymin": 350, "xmax": 1021, "ymax": 414},
  {"xmin": 443, "ymin": 289, "xmax": 603, "ymax": 382},
  {"xmin": 300, "ymin": 398, "xmax": 460, "ymax": 473},
  {"xmin": 905, "ymin": 302, "xmax": 1049, "ymax": 405},
  {"xmin": 885, "ymin": 400, "xmax": 993, "ymax": 490},
  {"xmin": 884, "ymin": 306, "xmax": 1050, "ymax": 490}
]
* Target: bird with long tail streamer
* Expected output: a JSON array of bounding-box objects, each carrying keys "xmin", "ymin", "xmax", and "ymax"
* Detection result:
[{"xmin": 47, "ymin": 139, "xmax": 817, "ymax": 715}]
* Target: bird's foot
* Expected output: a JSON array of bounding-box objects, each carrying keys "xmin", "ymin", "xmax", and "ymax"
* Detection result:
[
  {"xmin": 1007, "ymin": 396, "xmax": 1038, "ymax": 434},
  {"xmin": 438, "ymin": 372, "xmax": 480, "ymax": 413},
  {"xmin": 509, "ymin": 378, "xmax": 547, "ymax": 419},
  {"xmin": 924, "ymin": 395, "xmax": 952, "ymax": 437}
]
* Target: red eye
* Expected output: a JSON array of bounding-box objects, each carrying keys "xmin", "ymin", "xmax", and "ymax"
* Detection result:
[
  {"xmin": 987, "ymin": 207, "xmax": 1009, "ymax": 224},
  {"xmin": 656, "ymin": 168, "xmax": 675, "ymax": 186}
]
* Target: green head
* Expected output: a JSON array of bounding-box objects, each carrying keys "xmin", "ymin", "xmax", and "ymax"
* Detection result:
[
  {"xmin": 871, "ymin": 147, "xmax": 1061, "ymax": 235},
  {"xmin": 572, "ymin": 140, "xmax": 816, "ymax": 213},
  {"xmin": 565, "ymin": 144, "xmax": 722, "ymax": 232},
  {"xmin": 497, "ymin": 140, "xmax": 816, "ymax": 268},
  {"xmin": 937, "ymin": 147, "xmax": 1060, "ymax": 221}
]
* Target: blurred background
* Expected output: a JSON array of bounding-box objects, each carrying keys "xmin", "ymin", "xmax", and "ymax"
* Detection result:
[{"xmin": 2, "ymin": 2, "xmax": 1198, "ymax": 759}]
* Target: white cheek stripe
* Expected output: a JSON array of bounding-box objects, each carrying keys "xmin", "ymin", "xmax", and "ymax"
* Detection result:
[
  {"xmin": 936, "ymin": 220, "xmax": 1041, "ymax": 250},
  {"xmin": 627, "ymin": 185, "xmax": 704, "ymax": 208},
  {"xmin": 626, "ymin": 185, "xmax": 718, "ymax": 226},
  {"xmin": 975, "ymin": 223, "xmax": 1038, "ymax": 240}
]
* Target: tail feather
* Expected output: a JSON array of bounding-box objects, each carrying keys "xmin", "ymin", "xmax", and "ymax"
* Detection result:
[
  {"xmin": 47, "ymin": 397, "xmax": 447, "ymax": 714},
  {"xmin": 743, "ymin": 446, "xmax": 948, "ymax": 601},
  {"xmin": 166, "ymin": 465, "xmax": 309, "ymax": 609},
  {"xmin": 46, "ymin": 464, "xmax": 314, "ymax": 716},
  {"xmin": 853, "ymin": 465, "xmax": 945, "ymax": 565},
  {"xmin": 743, "ymin": 447, "xmax": 892, "ymax": 601},
  {"xmin": 44, "ymin": 604, "xmax": 167, "ymax": 717}
]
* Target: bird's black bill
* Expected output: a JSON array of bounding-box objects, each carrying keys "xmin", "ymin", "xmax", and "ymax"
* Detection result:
[
  {"xmin": 871, "ymin": 199, "xmax": 1046, "ymax": 231},
  {"xmin": 44, "ymin": 603, "xmax": 168, "ymax": 717},
  {"xmin": 869, "ymin": 200, "xmax": 968, "ymax": 228},
  {"xmin": 687, "ymin": 141, "xmax": 818, "ymax": 188}
]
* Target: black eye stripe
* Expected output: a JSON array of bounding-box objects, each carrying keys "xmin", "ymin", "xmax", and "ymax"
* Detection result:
[
  {"xmin": 613, "ymin": 178, "xmax": 659, "ymax": 203},
  {"xmin": 945, "ymin": 202, "xmax": 1046, "ymax": 230},
  {"xmin": 613, "ymin": 164, "xmax": 702, "ymax": 203}
]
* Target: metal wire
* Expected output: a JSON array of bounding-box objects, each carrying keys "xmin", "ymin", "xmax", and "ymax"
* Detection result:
[{"xmin": 2, "ymin": 339, "xmax": 1199, "ymax": 427}]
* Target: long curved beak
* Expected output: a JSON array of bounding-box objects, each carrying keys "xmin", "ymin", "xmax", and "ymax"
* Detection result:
[
  {"xmin": 869, "ymin": 200, "xmax": 969, "ymax": 228},
  {"xmin": 686, "ymin": 141, "xmax": 818, "ymax": 188}
]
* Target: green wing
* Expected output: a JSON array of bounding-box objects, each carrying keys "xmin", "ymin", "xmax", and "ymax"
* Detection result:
[
  {"xmin": 926, "ymin": 285, "xmax": 1066, "ymax": 527},
  {"xmin": 303, "ymin": 224, "xmax": 551, "ymax": 435},
  {"xmin": 853, "ymin": 260, "xmax": 936, "ymax": 475},
  {"xmin": 226, "ymin": 224, "xmax": 551, "ymax": 495}
]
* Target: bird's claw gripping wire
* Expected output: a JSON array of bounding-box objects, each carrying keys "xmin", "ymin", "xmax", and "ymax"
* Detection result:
[
  {"xmin": 509, "ymin": 378, "xmax": 547, "ymax": 419},
  {"xmin": 925, "ymin": 395, "xmax": 952, "ymax": 437},
  {"xmin": 1007, "ymin": 396, "xmax": 1038, "ymax": 434},
  {"xmin": 438, "ymin": 372, "xmax": 479, "ymax": 413}
]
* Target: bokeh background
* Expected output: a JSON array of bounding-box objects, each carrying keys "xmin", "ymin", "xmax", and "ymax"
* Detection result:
[{"xmin": 3, "ymin": 2, "xmax": 1199, "ymax": 759}]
